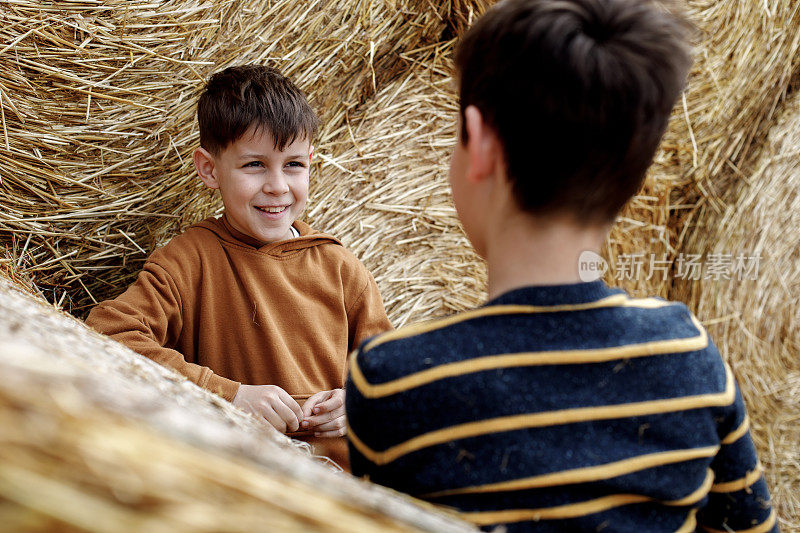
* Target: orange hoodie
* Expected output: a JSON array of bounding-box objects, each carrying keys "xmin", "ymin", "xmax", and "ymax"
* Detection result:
[{"xmin": 85, "ymin": 216, "xmax": 392, "ymax": 469}]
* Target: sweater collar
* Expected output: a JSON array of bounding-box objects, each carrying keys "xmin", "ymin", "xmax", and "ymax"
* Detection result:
[
  {"xmin": 219, "ymin": 214, "xmax": 267, "ymax": 248},
  {"xmin": 196, "ymin": 215, "xmax": 341, "ymax": 256},
  {"xmin": 485, "ymin": 280, "xmax": 623, "ymax": 307}
]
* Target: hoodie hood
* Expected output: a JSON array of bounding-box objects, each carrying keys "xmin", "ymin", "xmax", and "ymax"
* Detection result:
[{"xmin": 195, "ymin": 215, "xmax": 341, "ymax": 257}]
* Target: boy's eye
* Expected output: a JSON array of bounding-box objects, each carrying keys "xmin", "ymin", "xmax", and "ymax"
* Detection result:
[
  {"xmin": 286, "ymin": 161, "xmax": 306, "ymax": 168},
  {"xmin": 243, "ymin": 161, "xmax": 263, "ymax": 168}
]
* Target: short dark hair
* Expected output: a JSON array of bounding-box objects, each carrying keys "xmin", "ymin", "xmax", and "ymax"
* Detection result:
[
  {"xmin": 197, "ymin": 65, "xmax": 319, "ymax": 154},
  {"xmin": 455, "ymin": 0, "xmax": 692, "ymax": 222}
]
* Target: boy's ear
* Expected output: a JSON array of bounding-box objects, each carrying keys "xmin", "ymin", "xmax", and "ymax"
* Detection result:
[
  {"xmin": 193, "ymin": 147, "xmax": 219, "ymax": 189},
  {"xmin": 463, "ymin": 105, "xmax": 500, "ymax": 184}
]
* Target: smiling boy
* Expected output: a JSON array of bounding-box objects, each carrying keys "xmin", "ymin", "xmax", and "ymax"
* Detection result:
[
  {"xmin": 195, "ymin": 126, "xmax": 311, "ymax": 244},
  {"xmin": 86, "ymin": 65, "xmax": 392, "ymax": 470}
]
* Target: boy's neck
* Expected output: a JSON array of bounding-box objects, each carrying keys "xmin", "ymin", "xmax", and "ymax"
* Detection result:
[{"xmin": 483, "ymin": 210, "xmax": 610, "ymax": 301}]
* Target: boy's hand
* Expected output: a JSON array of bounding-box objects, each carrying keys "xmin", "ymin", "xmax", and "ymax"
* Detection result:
[
  {"xmin": 233, "ymin": 384, "xmax": 303, "ymax": 433},
  {"xmin": 301, "ymin": 388, "xmax": 346, "ymax": 438}
]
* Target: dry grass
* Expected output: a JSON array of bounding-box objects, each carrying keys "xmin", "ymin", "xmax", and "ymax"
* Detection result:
[
  {"xmin": 0, "ymin": 0, "xmax": 798, "ymax": 529},
  {"xmin": 0, "ymin": 0, "xmax": 466, "ymax": 315},
  {"xmin": 606, "ymin": 0, "xmax": 800, "ymax": 297},
  {"xmin": 678, "ymin": 94, "xmax": 800, "ymax": 531},
  {"xmin": 308, "ymin": 42, "xmax": 486, "ymax": 326},
  {"xmin": 0, "ymin": 277, "xmax": 475, "ymax": 532},
  {"xmin": 661, "ymin": 3, "xmax": 800, "ymax": 529},
  {"xmin": 0, "ymin": 246, "xmax": 40, "ymax": 298}
]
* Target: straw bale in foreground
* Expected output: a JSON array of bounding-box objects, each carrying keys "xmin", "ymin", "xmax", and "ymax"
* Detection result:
[{"xmin": 0, "ymin": 276, "xmax": 476, "ymax": 532}]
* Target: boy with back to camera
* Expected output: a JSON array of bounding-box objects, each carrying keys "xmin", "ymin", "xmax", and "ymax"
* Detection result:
[
  {"xmin": 345, "ymin": 0, "xmax": 778, "ymax": 530},
  {"xmin": 86, "ymin": 65, "xmax": 392, "ymax": 470}
]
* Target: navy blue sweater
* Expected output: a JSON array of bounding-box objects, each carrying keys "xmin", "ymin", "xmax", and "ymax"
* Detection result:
[{"xmin": 346, "ymin": 281, "xmax": 777, "ymax": 532}]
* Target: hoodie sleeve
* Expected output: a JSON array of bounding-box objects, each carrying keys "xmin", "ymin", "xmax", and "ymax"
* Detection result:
[
  {"xmin": 345, "ymin": 265, "xmax": 393, "ymax": 352},
  {"xmin": 85, "ymin": 256, "xmax": 241, "ymax": 402}
]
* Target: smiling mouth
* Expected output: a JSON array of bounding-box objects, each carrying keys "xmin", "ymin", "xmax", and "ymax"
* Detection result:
[{"xmin": 255, "ymin": 205, "xmax": 288, "ymax": 214}]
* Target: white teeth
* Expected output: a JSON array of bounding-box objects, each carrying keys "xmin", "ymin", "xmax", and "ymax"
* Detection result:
[{"xmin": 257, "ymin": 206, "xmax": 286, "ymax": 213}]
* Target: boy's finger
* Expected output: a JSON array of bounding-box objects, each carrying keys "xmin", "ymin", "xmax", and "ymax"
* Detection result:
[
  {"xmin": 275, "ymin": 389, "xmax": 304, "ymax": 424},
  {"xmin": 311, "ymin": 393, "xmax": 343, "ymax": 415},
  {"xmin": 308, "ymin": 415, "xmax": 346, "ymax": 432},
  {"xmin": 272, "ymin": 398, "xmax": 302, "ymax": 432},
  {"xmin": 260, "ymin": 407, "xmax": 288, "ymax": 433},
  {"xmin": 302, "ymin": 405, "xmax": 345, "ymax": 429},
  {"xmin": 301, "ymin": 391, "xmax": 329, "ymax": 419}
]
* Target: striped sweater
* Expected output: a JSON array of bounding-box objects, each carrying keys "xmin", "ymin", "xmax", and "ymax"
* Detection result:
[{"xmin": 345, "ymin": 281, "xmax": 777, "ymax": 532}]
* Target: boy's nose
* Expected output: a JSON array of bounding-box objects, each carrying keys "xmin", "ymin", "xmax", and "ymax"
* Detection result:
[{"xmin": 262, "ymin": 173, "xmax": 290, "ymax": 195}]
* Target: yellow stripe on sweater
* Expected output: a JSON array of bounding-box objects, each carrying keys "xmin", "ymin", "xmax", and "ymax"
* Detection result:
[
  {"xmin": 422, "ymin": 446, "xmax": 718, "ymax": 498},
  {"xmin": 671, "ymin": 469, "xmax": 715, "ymax": 505},
  {"xmin": 710, "ymin": 463, "xmax": 763, "ymax": 493},
  {"xmin": 361, "ymin": 294, "xmax": 663, "ymax": 353},
  {"xmin": 351, "ymin": 312, "xmax": 706, "ymax": 399},
  {"xmin": 459, "ymin": 473, "xmax": 711, "ymax": 526},
  {"xmin": 676, "ymin": 509, "xmax": 699, "ymax": 533},
  {"xmin": 701, "ymin": 508, "xmax": 776, "ymax": 533},
  {"xmin": 721, "ymin": 415, "xmax": 750, "ymax": 445},
  {"xmin": 348, "ymin": 364, "xmax": 734, "ymax": 465}
]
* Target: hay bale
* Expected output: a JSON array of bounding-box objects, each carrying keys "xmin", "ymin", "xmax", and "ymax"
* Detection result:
[
  {"xmin": 0, "ymin": 0, "xmax": 797, "ymax": 528},
  {"xmin": 603, "ymin": 0, "xmax": 800, "ymax": 299},
  {"xmin": 308, "ymin": 42, "xmax": 487, "ymax": 326},
  {"xmin": 0, "ymin": 277, "xmax": 476, "ymax": 532},
  {"xmin": 675, "ymin": 94, "xmax": 800, "ymax": 531},
  {"xmin": 670, "ymin": 0, "xmax": 800, "ymax": 202},
  {"xmin": 0, "ymin": 0, "xmax": 457, "ymax": 316},
  {"xmin": 601, "ymin": 3, "xmax": 800, "ymax": 521},
  {"xmin": 656, "ymin": 3, "xmax": 800, "ymax": 529},
  {"xmin": 648, "ymin": 0, "xmax": 800, "ymax": 299}
]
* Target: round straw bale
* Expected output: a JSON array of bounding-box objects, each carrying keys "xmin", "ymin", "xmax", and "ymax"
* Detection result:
[
  {"xmin": 676, "ymin": 94, "xmax": 800, "ymax": 531},
  {"xmin": 307, "ymin": 42, "xmax": 487, "ymax": 326},
  {"xmin": 598, "ymin": 0, "xmax": 800, "ymax": 302},
  {"xmin": 0, "ymin": 276, "xmax": 476, "ymax": 532},
  {"xmin": 661, "ymin": 0, "xmax": 800, "ymax": 242},
  {"xmin": 657, "ymin": 2, "xmax": 800, "ymax": 528}
]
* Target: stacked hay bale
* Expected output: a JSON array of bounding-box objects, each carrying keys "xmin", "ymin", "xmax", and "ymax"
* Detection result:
[
  {"xmin": 664, "ymin": 2, "xmax": 800, "ymax": 528},
  {"xmin": 0, "ymin": 0, "xmax": 460, "ymax": 316},
  {"xmin": 308, "ymin": 42, "xmax": 487, "ymax": 324},
  {"xmin": 607, "ymin": 1, "xmax": 800, "ymax": 297},
  {"xmin": 683, "ymin": 94, "xmax": 800, "ymax": 527}
]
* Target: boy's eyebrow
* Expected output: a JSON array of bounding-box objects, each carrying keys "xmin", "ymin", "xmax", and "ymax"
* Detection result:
[{"xmin": 238, "ymin": 153, "xmax": 308, "ymax": 159}]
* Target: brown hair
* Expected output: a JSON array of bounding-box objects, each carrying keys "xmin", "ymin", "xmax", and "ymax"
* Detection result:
[
  {"xmin": 455, "ymin": 0, "xmax": 693, "ymax": 222},
  {"xmin": 197, "ymin": 65, "xmax": 319, "ymax": 154}
]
